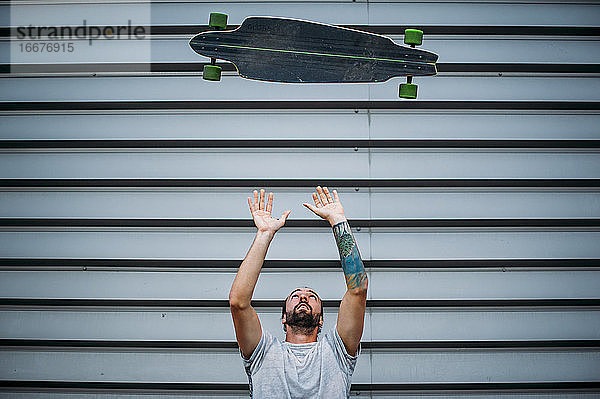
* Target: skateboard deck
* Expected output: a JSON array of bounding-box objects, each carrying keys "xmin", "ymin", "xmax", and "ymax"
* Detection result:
[{"xmin": 189, "ymin": 16, "xmax": 438, "ymax": 83}]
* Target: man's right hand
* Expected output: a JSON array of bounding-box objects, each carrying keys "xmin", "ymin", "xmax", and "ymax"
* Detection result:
[{"xmin": 248, "ymin": 188, "xmax": 291, "ymax": 234}]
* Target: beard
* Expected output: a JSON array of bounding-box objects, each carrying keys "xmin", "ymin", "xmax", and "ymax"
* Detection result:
[{"xmin": 285, "ymin": 304, "xmax": 321, "ymax": 335}]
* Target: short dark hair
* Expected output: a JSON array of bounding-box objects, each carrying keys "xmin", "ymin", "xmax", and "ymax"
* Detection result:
[{"xmin": 281, "ymin": 287, "xmax": 323, "ymax": 336}]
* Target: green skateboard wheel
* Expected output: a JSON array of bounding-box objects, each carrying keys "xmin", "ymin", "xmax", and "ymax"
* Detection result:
[
  {"xmin": 209, "ymin": 12, "xmax": 228, "ymax": 29},
  {"xmin": 203, "ymin": 64, "xmax": 222, "ymax": 81},
  {"xmin": 404, "ymin": 29, "xmax": 423, "ymax": 46},
  {"xmin": 399, "ymin": 83, "xmax": 418, "ymax": 99}
]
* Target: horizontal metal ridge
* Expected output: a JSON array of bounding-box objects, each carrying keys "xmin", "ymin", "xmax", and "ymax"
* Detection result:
[
  {"xmin": 1, "ymin": 339, "xmax": 598, "ymax": 349},
  {"xmin": 2, "ymin": 258, "xmax": 598, "ymax": 269},
  {"xmin": 1, "ymin": 218, "xmax": 599, "ymax": 228},
  {"xmin": 5, "ymin": 25, "xmax": 598, "ymax": 36},
  {"xmin": 1, "ymin": 101, "xmax": 599, "ymax": 111},
  {"xmin": 3, "ymin": 63, "xmax": 598, "ymax": 74},
  {"xmin": 0, "ymin": 380, "xmax": 598, "ymax": 392},
  {"xmin": 1, "ymin": 298, "xmax": 599, "ymax": 308},
  {"xmin": 1, "ymin": 179, "xmax": 598, "ymax": 188},
  {"xmin": 2, "ymin": 139, "xmax": 599, "ymax": 149}
]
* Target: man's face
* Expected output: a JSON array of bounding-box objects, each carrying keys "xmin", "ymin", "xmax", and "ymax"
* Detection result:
[{"xmin": 283, "ymin": 287, "xmax": 323, "ymax": 331}]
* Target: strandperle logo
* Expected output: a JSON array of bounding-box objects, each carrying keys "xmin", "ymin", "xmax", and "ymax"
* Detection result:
[{"xmin": 14, "ymin": 19, "xmax": 147, "ymax": 45}]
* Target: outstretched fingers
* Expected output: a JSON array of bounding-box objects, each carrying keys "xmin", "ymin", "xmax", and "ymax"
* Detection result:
[
  {"xmin": 248, "ymin": 190, "xmax": 259, "ymax": 213},
  {"xmin": 252, "ymin": 190, "xmax": 259, "ymax": 210},
  {"xmin": 316, "ymin": 186, "xmax": 329, "ymax": 205},
  {"xmin": 312, "ymin": 192, "xmax": 322, "ymax": 207},
  {"xmin": 323, "ymin": 186, "xmax": 334, "ymax": 203},
  {"xmin": 250, "ymin": 189, "xmax": 276, "ymax": 214},
  {"xmin": 266, "ymin": 192, "xmax": 273, "ymax": 213},
  {"xmin": 259, "ymin": 189, "xmax": 265, "ymax": 210}
]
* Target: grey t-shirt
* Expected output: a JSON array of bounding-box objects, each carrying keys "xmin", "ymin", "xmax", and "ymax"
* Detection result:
[{"xmin": 240, "ymin": 324, "xmax": 360, "ymax": 398}]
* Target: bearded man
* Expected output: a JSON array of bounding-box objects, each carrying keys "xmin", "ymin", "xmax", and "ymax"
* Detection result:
[{"xmin": 229, "ymin": 186, "xmax": 368, "ymax": 398}]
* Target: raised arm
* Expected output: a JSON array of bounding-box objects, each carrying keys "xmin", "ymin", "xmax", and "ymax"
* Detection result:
[
  {"xmin": 229, "ymin": 189, "xmax": 291, "ymax": 359},
  {"xmin": 303, "ymin": 186, "xmax": 367, "ymax": 356}
]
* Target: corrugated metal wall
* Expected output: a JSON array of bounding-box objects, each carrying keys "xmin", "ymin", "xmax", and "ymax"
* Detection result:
[{"xmin": 1, "ymin": 0, "xmax": 600, "ymax": 397}]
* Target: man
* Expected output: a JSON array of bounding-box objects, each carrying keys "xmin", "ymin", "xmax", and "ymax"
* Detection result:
[{"xmin": 229, "ymin": 185, "xmax": 368, "ymax": 398}]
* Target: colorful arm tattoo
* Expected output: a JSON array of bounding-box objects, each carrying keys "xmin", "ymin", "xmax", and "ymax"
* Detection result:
[{"xmin": 332, "ymin": 220, "xmax": 367, "ymax": 291}]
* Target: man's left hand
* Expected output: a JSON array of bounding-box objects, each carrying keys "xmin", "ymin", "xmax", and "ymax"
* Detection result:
[{"xmin": 303, "ymin": 186, "xmax": 346, "ymax": 226}]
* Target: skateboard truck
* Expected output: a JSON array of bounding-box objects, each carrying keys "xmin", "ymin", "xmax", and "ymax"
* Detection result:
[
  {"xmin": 203, "ymin": 13, "xmax": 228, "ymax": 81},
  {"xmin": 399, "ymin": 29, "xmax": 423, "ymax": 99}
]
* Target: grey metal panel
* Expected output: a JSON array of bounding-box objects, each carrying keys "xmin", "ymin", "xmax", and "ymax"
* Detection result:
[
  {"xmin": 370, "ymin": 76, "xmax": 600, "ymax": 101},
  {"xmin": 0, "ymin": 271, "xmax": 355, "ymax": 300},
  {"xmin": 369, "ymin": 350, "xmax": 600, "ymax": 383},
  {"xmin": 4, "ymin": 37, "xmax": 599, "ymax": 65},
  {"xmin": 1, "ymin": 149, "xmax": 599, "ymax": 179},
  {"xmin": 3, "ymin": 38, "xmax": 154, "ymax": 65},
  {"xmin": 370, "ymin": 150, "xmax": 600, "ymax": 179},
  {"xmin": 0, "ymin": 38, "xmax": 157, "ymax": 64},
  {"xmin": 370, "ymin": 189, "xmax": 600, "ymax": 219},
  {"xmin": 4, "ymin": 1, "xmax": 598, "ymax": 27},
  {"xmin": 0, "ymin": 395, "xmax": 249, "ymax": 399},
  {"xmin": 4, "ymin": 394, "xmax": 600, "ymax": 399},
  {"xmin": 149, "ymin": 1, "xmax": 369, "ymax": 26},
  {"xmin": 0, "ymin": 395, "xmax": 248, "ymax": 399},
  {"xmin": 370, "ymin": 271, "xmax": 600, "ymax": 299},
  {"xmin": 0, "ymin": 309, "xmax": 353, "ymax": 342},
  {"xmin": 0, "ymin": 149, "xmax": 369, "ymax": 179},
  {"xmin": 3, "ymin": 395, "xmax": 249, "ymax": 399},
  {"xmin": 3, "ymin": 112, "xmax": 600, "ymax": 140},
  {"xmin": 0, "ymin": 229, "xmax": 597, "ymax": 260},
  {"xmin": 369, "ymin": 395, "xmax": 600, "ymax": 399},
  {"xmin": 369, "ymin": 112, "xmax": 600, "ymax": 140},
  {"xmin": 0, "ymin": 188, "xmax": 371, "ymax": 219},
  {"xmin": 0, "ymin": 349, "xmax": 350, "ymax": 383},
  {"xmin": 1, "ymin": 270, "xmax": 599, "ymax": 300},
  {"xmin": 6, "ymin": 2, "xmax": 152, "ymax": 27},
  {"xmin": 2, "ymin": 189, "xmax": 599, "ymax": 219},
  {"xmin": 3, "ymin": 112, "xmax": 600, "ymax": 141},
  {"xmin": 371, "ymin": 230, "xmax": 600, "ymax": 260},
  {"xmin": 0, "ymin": 75, "xmax": 368, "ymax": 101},
  {"xmin": 0, "ymin": 230, "xmax": 371, "ymax": 260},
  {"xmin": 0, "ymin": 76, "xmax": 371, "ymax": 102},
  {"xmin": 4, "ymin": 1, "xmax": 368, "ymax": 27},
  {"xmin": 370, "ymin": 309, "xmax": 600, "ymax": 341},
  {"xmin": 2, "ymin": 309, "xmax": 599, "ymax": 341},
  {"xmin": 2, "ymin": 349, "xmax": 599, "ymax": 383},
  {"xmin": 0, "ymin": 111, "xmax": 369, "ymax": 140},
  {"xmin": 2, "ymin": 76, "xmax": 600, "ymax": 102},
  {"xmin": 368, "ymin": 2, "xmax": 600, "ymax": 26}
]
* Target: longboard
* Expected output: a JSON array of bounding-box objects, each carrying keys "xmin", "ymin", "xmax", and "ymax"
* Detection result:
[{"xmin": 189, "ymin": 14, "xmax": 438, "ymax": 98}]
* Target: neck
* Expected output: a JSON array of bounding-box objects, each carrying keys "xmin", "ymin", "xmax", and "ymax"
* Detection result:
[{"xmin": 285, "ymin": 326, "xmax": 319, "ymax": 343}]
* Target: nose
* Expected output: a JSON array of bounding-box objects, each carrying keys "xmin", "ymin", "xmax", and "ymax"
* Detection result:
[
  {"xmin": 297, "ymin": 293, "xmax": 312, "ymax": 307},
  {"xmin": 300, "ymin": 293, "xmax": 311, "ymax": 302}
]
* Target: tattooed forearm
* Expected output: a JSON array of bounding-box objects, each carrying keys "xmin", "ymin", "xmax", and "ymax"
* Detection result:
[{"xmin": 332, "ymin": 220, "xmax": 367, "ymax": 291}]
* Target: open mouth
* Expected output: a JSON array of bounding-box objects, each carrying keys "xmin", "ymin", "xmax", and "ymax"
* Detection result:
[{"xmin": 297, "ymin": 304, "xmax": 310, "ymax": 310}]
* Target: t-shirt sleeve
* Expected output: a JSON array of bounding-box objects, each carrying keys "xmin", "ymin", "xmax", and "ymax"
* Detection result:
[
  {"xmin": 240, "ymin": 327, "xmax": 275, "ymax": 375},
  {"xmin": 327, "ymin": 324, "xmax": 360, "ymax": 375}
]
